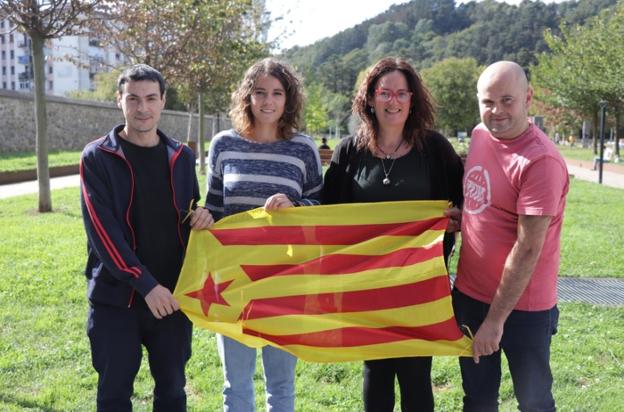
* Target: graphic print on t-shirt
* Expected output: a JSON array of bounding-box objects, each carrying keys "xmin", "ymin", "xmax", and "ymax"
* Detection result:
[{"xmin": 463, "ymin": 165, "xmax": 491, "ymax": 215}]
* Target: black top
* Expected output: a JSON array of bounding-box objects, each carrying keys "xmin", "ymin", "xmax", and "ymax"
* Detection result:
[
  {"xmin": 322, "ymin": 130, "xmax": 464, "ymax": 263},
  {"xmin": 352, "ymin": 146, "xmax": 431, "ymax": 203},
  {"xmin": 119, "ymin": 137, "xmax": 184, "ymax": 293}
]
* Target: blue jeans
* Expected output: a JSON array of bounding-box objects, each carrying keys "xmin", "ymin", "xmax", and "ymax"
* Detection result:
[
  {"xmin": 217, "ymin": 334, "xmax": 297, "ymax": 412},
  {"xmin": 452, "ymin": 289, "xmax": 559, "ymax": 412}
]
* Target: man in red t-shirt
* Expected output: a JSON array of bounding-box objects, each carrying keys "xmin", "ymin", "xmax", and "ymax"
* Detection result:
[{"xmin": 449, "ymin": 61, "xmax": 569, "ymax": 412}]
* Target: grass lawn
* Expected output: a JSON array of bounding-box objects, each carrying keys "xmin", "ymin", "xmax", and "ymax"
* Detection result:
[
  {"xmin": 0, "ymin": 150, "xmax": 82, "ymax": 173},
  {"xmin": 0, "ymin": 177, "xmax": 622, "ymax": 410}
]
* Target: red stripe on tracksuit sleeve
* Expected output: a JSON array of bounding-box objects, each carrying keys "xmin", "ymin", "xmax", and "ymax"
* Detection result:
[
  {"xmin": 242, "ymin": 317, "xmax": 463, "ymax": 347},
  {"xmin": 241, "ymin": 275, "xmax": 450, "ymax": 320},
  {"xmin": 81, "ymin": 161, "xmax": 140, "ymax": 278},
  {"xmin": 211, "ymin": 218, "xmax": 447, "ymax": 246},
  {"xmin": 241, "ymin": 243, "xmax": 443, "ymax": 281}
]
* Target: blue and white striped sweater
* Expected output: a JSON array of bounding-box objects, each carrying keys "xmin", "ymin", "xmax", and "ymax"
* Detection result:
[{"xmin": 205, "ymin": 129, "xmax": 323, "ymax": 220}]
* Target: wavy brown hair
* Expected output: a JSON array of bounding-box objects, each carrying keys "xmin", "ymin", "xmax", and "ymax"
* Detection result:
[
  {"xmin": 353, "ymin": 57, "xmax": 435, "ymax": 152},
  {"xmin": 229, "ymin": 58, "xmax": 304, "ymax": 140}
]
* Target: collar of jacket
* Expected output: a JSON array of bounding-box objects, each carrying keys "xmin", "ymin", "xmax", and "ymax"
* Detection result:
[{"xmin": 98, "ymin": 124, "xmax": 183, "ymax": 157}]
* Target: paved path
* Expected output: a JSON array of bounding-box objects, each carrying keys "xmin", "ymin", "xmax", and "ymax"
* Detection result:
[
  {"xmin": 0, "ymin": 174, "xmax": 79, "ymax": 199},
  {"xmin": 565, "ymin": 159, "xmax": 624, "ymax": 189}
]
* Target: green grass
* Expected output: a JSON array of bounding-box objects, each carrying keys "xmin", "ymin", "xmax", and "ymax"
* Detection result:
[
  {"xmin": 0, "ymin": 150, "xmax": 82, "ymax": 172},
  {"xmin": 559, "ymin": 178, "xmax": 624, "ymax": 277},
  {"xmin": 0, "ymin": 178, "xmax": 622, "ymax": 411}
]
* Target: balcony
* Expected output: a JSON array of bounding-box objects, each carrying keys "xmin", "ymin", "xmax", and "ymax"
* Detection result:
[{"xmin": 18, "ymin": 71, "xmax": 32, "ymax": 82}]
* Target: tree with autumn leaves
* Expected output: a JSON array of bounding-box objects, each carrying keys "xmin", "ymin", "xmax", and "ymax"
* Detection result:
[{"xmin": 93, "ymin": 0, "xmax": 269, "ymax": 172}]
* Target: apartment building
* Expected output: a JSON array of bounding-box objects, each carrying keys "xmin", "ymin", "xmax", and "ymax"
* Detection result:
[{"xmin": 0, "ymin": 18, "xmax": 123, "ymax": 96}]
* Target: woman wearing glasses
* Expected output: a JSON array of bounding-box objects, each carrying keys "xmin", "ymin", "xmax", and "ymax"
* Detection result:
[
  {"xmin": 322, "ymin": 57, "xmax": 463, "ymax": 412},
  {"xmin": 205, "ymin": 57, "xmax": 323, "ymax": 412}
]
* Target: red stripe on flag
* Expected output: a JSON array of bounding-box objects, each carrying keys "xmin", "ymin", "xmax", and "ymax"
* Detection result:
[
  {"xmin": 241, "ymin": 243, "xmax": 442, "ymax": 281},
  {"xmin": 211, "ymin": 218, "xmax": 447, "ymax": 246},
  {"xmin": 241, "ymin": 275, "xmax": 450, "ymax": 320},
  {"xmin": 243, "ymin": 317, "xmax": 463, "ymax": 347}
]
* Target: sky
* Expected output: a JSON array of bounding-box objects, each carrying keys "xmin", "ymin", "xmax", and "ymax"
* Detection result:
[{"xmin": 265, "ymin": 0, "xmax": 564, "ymax": 51}]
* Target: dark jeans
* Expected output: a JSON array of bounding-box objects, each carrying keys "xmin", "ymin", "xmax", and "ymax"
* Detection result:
[
  {"xmin": 87, "ymin": 302, "xmax": 192, "ymax": 412},
  {"xmin": 452, "ymin": 289, "xmax": 559, "ymax": 412},
  {"xmin": 363, "ymin": 357, "xmax": 433, "ymax": 412}
]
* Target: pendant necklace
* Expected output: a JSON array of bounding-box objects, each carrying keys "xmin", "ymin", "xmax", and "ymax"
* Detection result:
[{"xmin": 376, "ymin": 139, "xmax": 404, "ymax": 186}]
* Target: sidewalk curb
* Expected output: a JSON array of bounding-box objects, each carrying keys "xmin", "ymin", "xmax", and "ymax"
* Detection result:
[{"xmin": 0, "ymin": 164, "xmax": 79, "ymax": 185}]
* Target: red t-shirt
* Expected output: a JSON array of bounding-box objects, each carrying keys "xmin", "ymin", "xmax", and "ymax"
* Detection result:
[{"xmin": 455, "ymin": 123, "xmax": 569, "ymax": 311}]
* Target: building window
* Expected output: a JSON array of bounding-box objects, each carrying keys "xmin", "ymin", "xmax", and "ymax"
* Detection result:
[
  {"xmin": 11, "ymin": 81, "xmax": 15, "ymax": 90},
  {"xmin": 0, "ymin": 35, "xmax": 4, "ymax": 44},
  {"xmin": 2, "ymin": 67, "xmax": 5, "ymax": 75},
  {"xmin": 48, "ymin": 65, "xmax": 53, "ymax": 74},
  {"xmin": 1, "ymin": 51, "xmax": 5, "ymax": 59},
  {"xmin": 9, "ymin": 33, "xmax": 13, "ymax": 42},
  {"xmin": 10, "ymin": 66, "xmax": 14, "ymax": 75},
  {"xmin": 2, "ymin": 81, "xmax": 6, "ymax": 89},
  {"xmin": 116, "ymin": 53, "xmax": 121, "ymax": 60},
  {"xmin": 10, "ymin": 50, "xmax": 14, "ymax": 59},
  {"xmin": 48, "ymin": 80, "xmax": 53, "ymax": 90}
]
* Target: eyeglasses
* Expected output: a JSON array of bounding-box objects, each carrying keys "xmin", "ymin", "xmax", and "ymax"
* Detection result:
[{"xmin": 374, "ymin": 88, "xmax": 412, "ymax": 103}]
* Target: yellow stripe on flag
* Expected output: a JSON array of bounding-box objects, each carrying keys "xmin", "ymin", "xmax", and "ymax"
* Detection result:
[{"xmin": 174, "ymin": 200, "xmax": 472, "ymax": 361}]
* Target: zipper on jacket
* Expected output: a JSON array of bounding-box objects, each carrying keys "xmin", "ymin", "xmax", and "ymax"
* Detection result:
[
  {"xmin": 99, "ymin": 144, "xmax": 139, "ymax": 308},
  {"xmin": 169, "ymin": 145, "xmax": 186, "ymax": 249}
]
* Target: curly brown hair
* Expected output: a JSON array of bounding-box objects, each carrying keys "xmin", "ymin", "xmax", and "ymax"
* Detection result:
[
  {"xmin": 352, "ymin": 57, "xmax": 435, "ymax": 152},
  {"xmin": 229, "ymin": 58, "xmax": 304, "ymax": 140}
]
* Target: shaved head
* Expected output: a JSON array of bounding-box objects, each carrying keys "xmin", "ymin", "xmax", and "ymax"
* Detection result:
[
  {"xmin": 477, "ymin": 61, "xmax": 528, "ymax": 94},
  {"xmin": 476, "ymin": 61, "xmax": 532, "ymax": 140}
]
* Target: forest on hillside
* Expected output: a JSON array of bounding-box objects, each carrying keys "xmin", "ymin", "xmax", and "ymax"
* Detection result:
[{"xmin": 279, "ymin": 0, "xmax": 619, "ymax": 136}]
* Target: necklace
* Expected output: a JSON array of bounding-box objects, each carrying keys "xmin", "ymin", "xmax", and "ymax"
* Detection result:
[
  {"xmin": 376, "ymin": 139, "xmax": 404, "ymax": 159},
  {"xmin": 376, "ymin": 139, "xmax": 403, "ymax": 185}
]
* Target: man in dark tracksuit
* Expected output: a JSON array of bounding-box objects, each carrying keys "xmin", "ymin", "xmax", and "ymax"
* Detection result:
[{"xmin": 80, "ymin": 64, "xmax": 214, "ymax": 411}]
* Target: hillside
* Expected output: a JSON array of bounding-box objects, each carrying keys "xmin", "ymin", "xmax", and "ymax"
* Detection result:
[{"xmin": 282, "ymin": 0, "xmax": 617, "ymax": 97}]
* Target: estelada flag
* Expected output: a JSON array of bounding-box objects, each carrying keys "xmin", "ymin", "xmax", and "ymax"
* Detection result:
[{"xmin": 174, "ymin": 200, "xmax": 472, "ymax": 362}]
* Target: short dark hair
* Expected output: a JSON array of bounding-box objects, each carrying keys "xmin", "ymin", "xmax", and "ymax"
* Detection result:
[
  {"xmin": 117, "ymin": 64, "xmax": 166, "ymax": 97},
  {"xmin": 353, "ymin": 57, "xmax": 435, "ymax": 152}
]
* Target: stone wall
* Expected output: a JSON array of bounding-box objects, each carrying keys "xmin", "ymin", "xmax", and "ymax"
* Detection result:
[{"xmin": 0, "ymin": 89, "xmax": 230, "ymax": 153}]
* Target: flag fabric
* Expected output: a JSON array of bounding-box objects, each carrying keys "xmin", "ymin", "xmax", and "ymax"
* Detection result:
[{"xmin": 174, "ymin": 200, "xmax": 472, "ymax": 362}]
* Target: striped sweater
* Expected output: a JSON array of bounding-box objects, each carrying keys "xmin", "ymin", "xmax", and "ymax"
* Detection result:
[{"xmin": 205, "ymin": 129, "xmax": 323, "ymax": 220}]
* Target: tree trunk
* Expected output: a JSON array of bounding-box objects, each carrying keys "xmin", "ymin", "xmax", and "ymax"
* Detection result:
[
  {"xmin": 186, "ymin": 102, "xmax": 197, "ymax": 156},
  {"xmin": 592, "ymin": 110, "xmax": 599, "ymax": 155},
  {"xmin": 615, "ymin": 109, "xmax": 621, "ymax": 158},
  {"xmin": 198, "ymin": 93, "xmax": 206, "ymax": 174},
  {"xmin": 211, "ymin": 113, "xmax": 217, "ymax": 144},
  {"xmin": 31, "ymin": 31, "xmax": 52, "ymax": 212}
]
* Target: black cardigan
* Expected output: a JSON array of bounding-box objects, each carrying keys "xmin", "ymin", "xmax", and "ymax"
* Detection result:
[{"xmin": 321, "ymin": 130, "xmax": 464, "ymax": 263}]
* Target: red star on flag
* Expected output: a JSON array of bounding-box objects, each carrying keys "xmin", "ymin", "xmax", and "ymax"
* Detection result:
[{"xmin": 186, "ymin": 273, "xmax": 233, "ymax": 316}]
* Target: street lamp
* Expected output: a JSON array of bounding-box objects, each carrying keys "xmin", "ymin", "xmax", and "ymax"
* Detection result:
[{"xmin": 598, "ymin": 100, "xmax": 607, "ymax": 184}]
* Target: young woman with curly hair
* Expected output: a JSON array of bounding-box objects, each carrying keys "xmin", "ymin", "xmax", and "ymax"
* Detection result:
[{"xmin": 205, "ymin": 57, "xmax": 322, "ymax": 412}]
